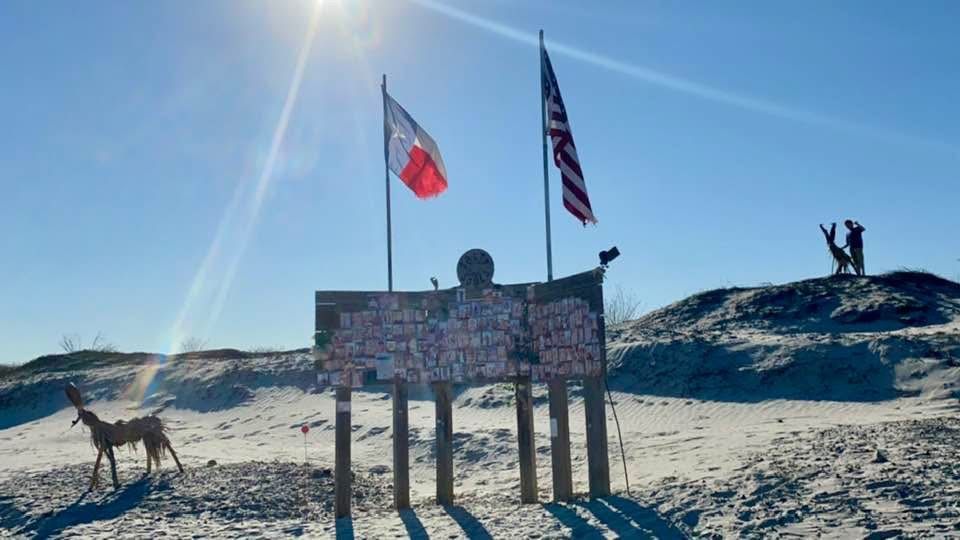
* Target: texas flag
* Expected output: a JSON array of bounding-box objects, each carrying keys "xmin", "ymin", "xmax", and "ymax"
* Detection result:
[{"xmin": 383, "ymin": 92, "xmax": 448, "ymax": 198}]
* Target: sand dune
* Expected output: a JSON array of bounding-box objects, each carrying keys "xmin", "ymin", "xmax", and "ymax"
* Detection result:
[{"xmin": 1, "ymin": 272, "xmax": 958, "ymax": 538}]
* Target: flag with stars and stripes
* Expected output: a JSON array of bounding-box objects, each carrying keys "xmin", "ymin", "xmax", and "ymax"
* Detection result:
[{"xmin": 541, "ymin": 40, "xmax": 597, "ymax": 225}]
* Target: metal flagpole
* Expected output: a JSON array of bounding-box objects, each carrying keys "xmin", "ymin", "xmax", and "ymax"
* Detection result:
[
  {"xmin": 382, "ymin": 74, "xmax": 394, "ymax": 292},
  {"xmin": 540, "ymin": 30, "xmax": 554, "ymax": 282}
]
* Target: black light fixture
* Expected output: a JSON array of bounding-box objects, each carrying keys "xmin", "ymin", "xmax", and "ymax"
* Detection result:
[{"xmin": 599, "ymin": 246, "xmax": 620, "ymax": 268}]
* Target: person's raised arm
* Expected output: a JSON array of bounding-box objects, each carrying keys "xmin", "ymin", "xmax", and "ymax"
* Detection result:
[{"xmin": 855, "ymin": 221, "xmax": 866, "ymax": 232}]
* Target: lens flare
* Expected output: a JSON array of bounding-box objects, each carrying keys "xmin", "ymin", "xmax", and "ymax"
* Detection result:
[
  {"xmin": 123, "ymin": 355, "xmax": 164, "ymax": 404},
  {"xmin": 337, "ymin": 0, "xmax": 383, "ymax": 51},
  {"xmin": 126, "ymin": 1, "xmax": 325, "ymax": 405}
]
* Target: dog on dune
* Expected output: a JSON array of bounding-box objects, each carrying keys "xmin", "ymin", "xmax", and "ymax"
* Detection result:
[
  {"xmin": 819, "ymin": 223, "xmax": 854, "ymax": 275},
  {"xmin": 66, "ymin": 383, "xmax": 184, "ymax": 489}
]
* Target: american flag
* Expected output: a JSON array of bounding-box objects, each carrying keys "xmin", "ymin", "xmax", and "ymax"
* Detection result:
[{"xmin": 541, "ymin": 41, "xmax": 597, "ymax": 225}]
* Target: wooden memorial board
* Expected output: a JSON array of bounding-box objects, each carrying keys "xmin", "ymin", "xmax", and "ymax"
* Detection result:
[
  {"xmin": 313, "ymin": 254, "xmax": 605, "ymax": 387},
  {"xmin": 316, "ymin": 250, "xmax": 610, "ymax": 510}
]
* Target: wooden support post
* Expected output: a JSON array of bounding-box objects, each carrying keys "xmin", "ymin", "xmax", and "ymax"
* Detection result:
[
  {"xmin": 392, "ymin": 379, "xmax": 410, "ymax": 510},
  {"xmin": 335, "ymin": 385, "xmax": 352, "ymax": 518},
  {"xmin": 515, "ymin": 376, "xmax": 538, "ymax": 503},
  {"xmin": 583, "ymin": 376, "xmax": 611, "ymax": 498},
  {"xmin": 548, "ymin": 378, "xmax": 573, "ymax": 501},
  {"xmin": 433, "ymin": 381, "xmax": 454, "ymax": 506}
]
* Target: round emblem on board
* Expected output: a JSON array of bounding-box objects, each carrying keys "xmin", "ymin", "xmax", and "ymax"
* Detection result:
[{"xmin": 457, "ymin": 249, "xmax": 495, "ymax": 288}]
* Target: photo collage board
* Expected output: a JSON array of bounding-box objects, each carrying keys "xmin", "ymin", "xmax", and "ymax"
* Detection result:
[{"xmin": 314, "ymin": 269, "xmax": 605, "ymax": 387}]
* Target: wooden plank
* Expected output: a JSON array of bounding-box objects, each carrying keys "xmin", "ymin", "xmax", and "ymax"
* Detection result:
[
  {"xmin": 515, "ymin": 376, "xmax": 538, "ymax": 503},
  {"xmin": 583, "ymin": 376, "xmax": 611, "ymax": 497},
  {"xmin": 335, "ymin": 385, "xmax": 352, "ymax": 518},
  {"xmin": 548, "ymin": 378, "xmax": 573, "ymax": 501},
  {"xmin": 392, "ymin": 379, "xmax": 410, "ymax": 509},
  {"xmin": 433, "ymin": 381, "xmax": 454, "ymax": 505}
]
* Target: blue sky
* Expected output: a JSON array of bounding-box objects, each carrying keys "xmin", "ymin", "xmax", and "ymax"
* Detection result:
[{"xmin": 1, "ymin": 0, "xmax": 958, "ymax": 363}]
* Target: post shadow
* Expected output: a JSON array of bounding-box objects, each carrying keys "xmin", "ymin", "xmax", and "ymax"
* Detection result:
[
  {"xmin": 604, "ymin": 496, "xmax": 686, "ymax": 538},
  {"xmin": 399, "ymin": 508, "xmax": 429, "ymax": 540},
  {"xmin": 575, "ymin": 497, "xmax": 685, "ymax": 539},
  {"xmin": 545, "ymin": 497, "xmax": 684, "ymax": 540},
  {"xmin": 544, "ymin": 501, "xmax": 604, "ymax": 538},
  {"xmin": 443, "ymin": 505, "xmax": 493, "ymax": 540}
]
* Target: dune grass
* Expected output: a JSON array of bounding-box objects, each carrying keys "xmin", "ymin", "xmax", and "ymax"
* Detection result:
[{"xmin": 0, "ymin": 363, "xmax": 21, "ymax": 379}]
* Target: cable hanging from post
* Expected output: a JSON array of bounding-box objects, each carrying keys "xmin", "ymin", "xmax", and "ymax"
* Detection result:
[
  {"xmin": 599, "ymin": 249, "xmax": 630, "ymax": 496},
  {"xmin": 604, "ymin": 373, "xmax": 631, "ymax": 497}
]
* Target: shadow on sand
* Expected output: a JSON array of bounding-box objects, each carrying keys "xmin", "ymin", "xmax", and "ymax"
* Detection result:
[
  {"xmin": 443, "ymin": 505, "xmax": 493, "ymax": 540},
  {"xmin": 0, "ymin": 496, "xmax": 30, "ymax": 532},
  {"xmin": 546, "ymin": 495, "xmax": 685, "ymax": 539},
  {"xmin": 17, "ymin": 479, "xmax": 152, "ymax": 538},
  {"xmin": 400, "ymin": 508, "xmax": 429, "ymax": 539}
]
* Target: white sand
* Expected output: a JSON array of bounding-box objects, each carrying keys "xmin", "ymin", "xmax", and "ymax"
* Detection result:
[{"xmin": 1, "ymin": 354, "xmax": 958, "ymax": 538}]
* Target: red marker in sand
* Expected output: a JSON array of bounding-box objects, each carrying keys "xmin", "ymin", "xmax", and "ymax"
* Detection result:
[{"xmin": 301, "ymin": 424, "xmax": 309, "ymax": 462}]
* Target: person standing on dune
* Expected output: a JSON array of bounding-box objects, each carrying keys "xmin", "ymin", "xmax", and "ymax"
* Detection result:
[{"xmin": 842, "ymin": 219, "xmax": 867, "ymax": 276}]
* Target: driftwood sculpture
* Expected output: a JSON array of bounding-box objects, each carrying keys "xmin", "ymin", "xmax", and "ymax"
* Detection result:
[
  {"xmin": 66, "ymin": 383, "xmax": 184, "ymax": 489},
  {"xmin": 819, "ymin": 223, "xmax": 853, "ymax": 275}
]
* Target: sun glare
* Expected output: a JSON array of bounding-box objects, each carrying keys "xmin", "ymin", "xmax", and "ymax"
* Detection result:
[{"xmin": 125, "ymin": 0, "xmax": 327, "ymax": 405}]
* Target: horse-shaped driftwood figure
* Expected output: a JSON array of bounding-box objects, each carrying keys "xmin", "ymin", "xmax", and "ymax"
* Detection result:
[
  {"xmin": 819, "ymin": 223, "xmax": 854, "ymax": 275},
  {"xmin": 66, "ymin": 383, "xmax": 184, "ymax": 489}
]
